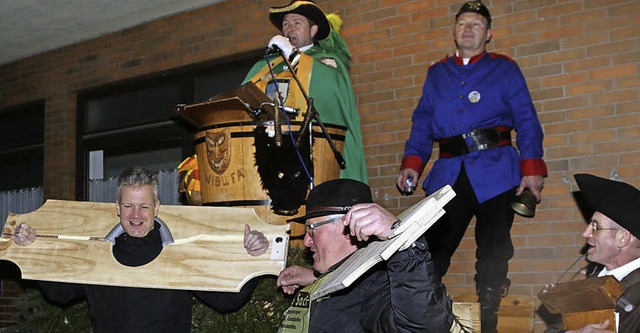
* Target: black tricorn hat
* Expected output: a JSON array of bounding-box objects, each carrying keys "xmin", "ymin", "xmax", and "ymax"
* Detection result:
[
  {"xmin": 575, "ymin": 173, "xmax": 640, "ymax": 238},
  {"xmin": 456, "ymin": 1, "xmax": 492, "ymax": 28},
  {"xmin": 287, "ymin": 178, "xmax": 373, "ymax": 223},
  {"xmin": 269, "ymin": 0, "xmax": 331, "ymax": 41}
]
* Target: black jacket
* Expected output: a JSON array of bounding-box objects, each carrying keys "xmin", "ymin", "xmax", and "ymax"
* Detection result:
[
  {"xmin": 40, "ymin": 277, "xmax": 257, "ymax": 333},
  {"xmin": 288, "ymin": 238, "xmax": 453, "ymax": 332},
  {"xmin": 39, "ymin": 223, "xmax": 257, "ymax": 333}
]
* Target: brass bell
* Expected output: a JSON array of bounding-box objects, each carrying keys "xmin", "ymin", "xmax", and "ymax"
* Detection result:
[{"xmin": 512, "ymin": 188, "xmax": 537, "ymax": 218}]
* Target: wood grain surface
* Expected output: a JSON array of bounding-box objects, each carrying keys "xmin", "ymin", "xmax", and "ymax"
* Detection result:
[{"xmin": 0, "ymin": 200, "xmax": 289, "ymax": 292}]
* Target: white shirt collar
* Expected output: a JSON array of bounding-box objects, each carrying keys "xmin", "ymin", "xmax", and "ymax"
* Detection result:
[
  {"xmin": 455, "ymin": 50, "xmax": 470, "ymax": 65},
  {"xmin": 598, "ymin": 256, "xmax": 640, "ymax": 281}
]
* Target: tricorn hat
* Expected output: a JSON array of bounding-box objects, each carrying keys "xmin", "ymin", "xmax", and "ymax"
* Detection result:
[
  {"xmin": 456, "ymin": 1, "xmax": 492, "ymax": 28},
  {"xmin": 287, "ymin": 178, "xmax": 373, "ymax": 223},
  {"xmin": 269, "ymin": 0, "xmax": 331, "ymax": 41},
  {"xmin": 575, "ymin": 173, "xmax": 640, "ymax": 238}
]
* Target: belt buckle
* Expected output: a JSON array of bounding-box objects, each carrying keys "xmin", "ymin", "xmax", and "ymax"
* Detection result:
[
  {"xmin": 461, "ymin": 131, "xmax": 474, "ymax": 139},
  {"xmin": 463, "ymin": 130, "xmax": 479, "ymax": 152},
  {"xmin": 464, "ymin": 129, "xmax": 496, "ymax": 152},
  {"xmin": 470, "ymin": 143, "xmax": 489, "ymax": 152}
]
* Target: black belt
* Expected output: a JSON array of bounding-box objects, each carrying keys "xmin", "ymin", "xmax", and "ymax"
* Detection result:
[{"xmin": 437, "ymin": 126, "xmax": 512, "ymax": 158}]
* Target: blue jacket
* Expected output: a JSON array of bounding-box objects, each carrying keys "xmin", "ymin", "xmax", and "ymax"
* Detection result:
[{"xmin": 402, "ymin": 52, "xmax": 547, "ymax": 203}]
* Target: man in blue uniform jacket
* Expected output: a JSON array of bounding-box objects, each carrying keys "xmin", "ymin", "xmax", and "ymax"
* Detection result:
[{"xmin": 397, "ymin": 1, "xmax": 547, "ymax": 332}]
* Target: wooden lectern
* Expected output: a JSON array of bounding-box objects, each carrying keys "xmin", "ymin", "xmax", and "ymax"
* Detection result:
[
  {"xmin": 538, "ymin": 276, "xmax": 624, "ymax": 331},
  {"xmin": 175, "ymin": 83, "xmax": 346, "ymax": 244},
  {"xmin": 176, "ymin": 82, "xmax": 275, "ymax": 128}
]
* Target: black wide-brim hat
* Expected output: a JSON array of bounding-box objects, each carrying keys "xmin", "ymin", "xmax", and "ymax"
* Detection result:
[
  {"xmin": 287, "ymin": 178, "xmax": 373, "ymax": 223},
  {"xmin": 269, "ymin": 0, "xmax": 331, "ymax": 41},
  {"xmin": 456, "ymin": 1, "xmax": 492, "ymax": 27},
  {"xmin": 575, "ymin": 173, "xmax": 640, "ymax": 238}
]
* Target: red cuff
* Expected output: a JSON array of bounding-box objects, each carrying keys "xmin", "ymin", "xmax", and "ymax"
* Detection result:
[
  {"xmin": 401, "ymin": 155, "xmax": 425, "ymax": 174},
  {"xmin": 521, "ymin": 158, "xmax": 547, "ymax": 177}
]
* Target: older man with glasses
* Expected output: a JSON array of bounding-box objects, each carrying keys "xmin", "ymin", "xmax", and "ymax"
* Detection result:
[
  {"xmin": 275, "ymin": 178, "xmax": 453, "ymax": 333},
  {"xmin": 544, "ymin": 174, "xmax": 640, "ymax": 333}
]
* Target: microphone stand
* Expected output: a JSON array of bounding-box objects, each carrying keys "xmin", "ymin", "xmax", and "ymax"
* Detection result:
[{"xmin": 276, "ymin": 50, "xmax": 346, "ymax": 170}]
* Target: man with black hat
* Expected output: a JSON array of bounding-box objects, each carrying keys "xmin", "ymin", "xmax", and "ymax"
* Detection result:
[
  {"xmin": 544, "ymin": 174, "xmax": 640, "ymax": 333},
  {"xmin": 276, "ymin": 178, "xmax": 453, "ymax": 332},
  {"xmin": 396, "ymin": 1, "xmax": 547, "ymax": 331},
  {"xmin": 242, "ymin": 0, "xmax": 367, "ymax": 183}
]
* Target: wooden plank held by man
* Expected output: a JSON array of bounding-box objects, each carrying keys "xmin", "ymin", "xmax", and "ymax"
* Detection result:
[
  {"xmin": 538, "ymin": 275, "xmax": 623, "ymax": 331},
  {"xmin": 311, "ymin": 184, "xmax": 455, "ymax": 300},
  {"xmin": 0, "ymin": 200, "xmax": 289, "ymax": 292}
]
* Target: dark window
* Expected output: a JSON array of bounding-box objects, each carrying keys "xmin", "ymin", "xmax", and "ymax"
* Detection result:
[
  {"xmin": 194, "ymin": 59, "xmax": 255, "ymax": 102},
  {"xmin": 0, "ymin": 100, "xmax": 45, "ymax": 191},
  {"xmin": 83, "ymin": 81, "xmax": 185, "ymax": 134},
  {"xmin": 76, "ymin": 56, "xmax": 260, "ymax": 199}
]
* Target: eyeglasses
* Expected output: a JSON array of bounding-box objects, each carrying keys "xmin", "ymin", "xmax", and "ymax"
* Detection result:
[
  {"xmin": 590, "ymin": 220, "xmax": 619, "ymax": 233},
  {"xmin": 305, "ymin": 216, "xmax": 342, "ymax": 238}
]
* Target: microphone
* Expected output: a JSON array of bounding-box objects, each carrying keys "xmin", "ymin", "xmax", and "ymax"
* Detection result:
[
  {"xmin": 267, "ymin": 44, "xmax": 281, "ymax": 55},
  {"xmin": 258, "ymin": 102, "xmax": 299, "ymax": 116}
]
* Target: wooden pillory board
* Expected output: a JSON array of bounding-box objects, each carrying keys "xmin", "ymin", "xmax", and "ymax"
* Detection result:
[
  {"xmin": 1, "ymin": 200, "xmax": 289, "ymax": 292},
  {"xmin": 1, "ymin": 185, "xmax": 456, "ymax": 297}
]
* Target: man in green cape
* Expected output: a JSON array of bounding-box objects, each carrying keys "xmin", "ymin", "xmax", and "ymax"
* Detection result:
[{"xmin": 243, "ymin": 0, "xmax": 367, "ymax": 183}]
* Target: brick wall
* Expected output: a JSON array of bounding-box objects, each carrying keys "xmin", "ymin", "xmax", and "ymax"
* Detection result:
[
  {"xmin": 0, "ymin": 281, "xmax": 21, "ymax": 328},
  {"xmin": 0, "ymin": 0, "xmax": 638, "ymax": 331},
  {"xmin": 0, "ymin": 262, "xmax": 23, "ymax": 328}
]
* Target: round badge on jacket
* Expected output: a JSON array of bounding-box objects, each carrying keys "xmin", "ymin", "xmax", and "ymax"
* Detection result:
[{"xmin": 468, "ymin": 91, "xmax": 481, "ymax": 103}]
